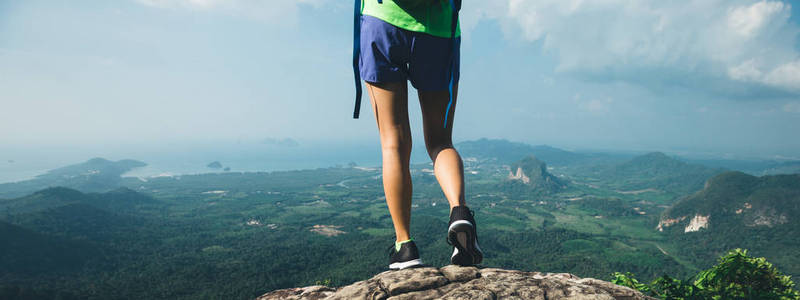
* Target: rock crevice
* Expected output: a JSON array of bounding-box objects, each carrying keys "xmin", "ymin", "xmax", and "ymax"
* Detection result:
[{"xmin": 257, "ymin": 266, "xmax": 654, "ymax": 300}]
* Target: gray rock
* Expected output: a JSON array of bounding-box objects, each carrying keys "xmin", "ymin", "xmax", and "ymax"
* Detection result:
[
  {"xmin": 256, "ymin": 267, "xmax": 655, "ymax": 300},
  {"xmin": 326, "ymin": 278, "xmax": 386, "ymax": 300},
  {"xmin": 440, "ymin": 265, "xmax": 480, "ymax": 282},
  {"xmin": 255, "ymin": 285, "xmax": 335, "ymax": 300},
  {"xmin": 375, "ymin": 267, "xmax": 449, "ymax": 295}
]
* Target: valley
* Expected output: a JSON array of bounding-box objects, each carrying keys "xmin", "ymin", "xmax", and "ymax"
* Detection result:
[{"xmin": 1, "ymin": 139, "xmax": 798, "ymax": 300}]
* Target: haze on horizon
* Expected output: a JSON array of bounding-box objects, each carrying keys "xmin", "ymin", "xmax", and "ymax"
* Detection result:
[{"xmin": 2, "ymin": 0, "xmax": 800, "ymax": 160}]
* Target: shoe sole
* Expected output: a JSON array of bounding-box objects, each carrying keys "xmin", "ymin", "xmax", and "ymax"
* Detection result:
[
  {"xmin": 448, "ymin": 220, "xmax": 483, "ymax": 266},
  {"xmin": 389, "ymin": 258, "xmax": 423, "ymax": 270}
]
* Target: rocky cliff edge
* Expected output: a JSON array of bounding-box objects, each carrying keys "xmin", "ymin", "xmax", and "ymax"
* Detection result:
[{"xmin": 257, "ymin": 265, "xmax": 654, "ymax": 300}]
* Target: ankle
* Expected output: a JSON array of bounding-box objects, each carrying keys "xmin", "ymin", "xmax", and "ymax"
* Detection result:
[
  {"xmin": 395, "ymin": 234, "xmax": 411, "ymax": 243},
  {"xmin": 395, "ymin": 238, "xmax": 414, "ymax": 251},
  {"xmin": 449, "ymin": 204, "xmax": 470, "ymax": 215},
  {"xmin": 448, "ymin": 203, "xmax": 463, "ymax": 210}
]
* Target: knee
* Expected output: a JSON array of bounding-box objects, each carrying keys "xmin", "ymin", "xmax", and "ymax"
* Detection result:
[
  {"xmin": 381, "ymin": 133, "xmax": 412, "ymax": 155},
  {"xmin": 426, "ymin": 142, "xmax": 454, "ymax": 161}
]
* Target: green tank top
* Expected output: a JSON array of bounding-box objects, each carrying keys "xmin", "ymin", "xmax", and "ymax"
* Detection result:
[{"xmin": 361, "ymin": 0, "xmax": 461, "ymax": 39}]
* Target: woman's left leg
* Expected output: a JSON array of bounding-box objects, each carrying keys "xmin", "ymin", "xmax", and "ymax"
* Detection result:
[
  {"xmin": 418, "ymin": 85, "xmax": 465, "ymax": 209},
  {"xmin": 419, "ymin": 84, "xmax": 483, "ymax": 266}
]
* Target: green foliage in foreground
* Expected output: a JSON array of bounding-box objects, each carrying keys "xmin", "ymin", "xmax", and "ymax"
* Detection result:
[{"xmin": 612, "ymin": 249, "xmax": 800, "ymax": 300}]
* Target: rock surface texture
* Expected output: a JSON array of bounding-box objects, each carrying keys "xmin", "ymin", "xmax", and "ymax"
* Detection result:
[{"xmin": 256, "ymin": 266, "xmax": 654, "ymax": 300}]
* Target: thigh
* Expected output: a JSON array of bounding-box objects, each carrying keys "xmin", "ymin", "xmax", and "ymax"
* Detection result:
[
  {"xmin": 418, "ymin": 84, "xmax": 458, "ymax": 146},
  {"xmin": 360, "ymin": 15, "xmax": 412, "ymax": 85},
  {"xmin": 408, "ymin": 35, "xmax": 460, "ymax": 92},
  {"xmin": 368, "ymin": 81, "xmax": 411, "ymax": 144}
]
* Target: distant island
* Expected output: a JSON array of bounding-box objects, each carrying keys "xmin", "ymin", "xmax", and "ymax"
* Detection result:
[{"xmin": 206, "ymin": 161, "xmax": 223, "ymax": 169}]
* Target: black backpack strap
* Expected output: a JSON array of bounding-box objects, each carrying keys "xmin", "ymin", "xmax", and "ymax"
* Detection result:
[{"xmin": 352, "ymin": 0, "xmax": 363, "ymax": 119}]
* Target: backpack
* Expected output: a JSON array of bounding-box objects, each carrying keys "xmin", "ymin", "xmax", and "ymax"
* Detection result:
[{"xmin": 351, "ymin": 0, "xmax": 462, "ymax": 129}]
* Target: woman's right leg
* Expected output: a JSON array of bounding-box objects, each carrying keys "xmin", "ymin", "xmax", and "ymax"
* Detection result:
[
  {"xmin": 419, "ymin": 85, "xmax": 484, "ymax": 266},
  {"xmin": 418, "ymin": 86, "xmax": 465, "ymax": 209},
  {"xmin": 367, "ymin": 81, "xmax": 413, "ymax": 243}
]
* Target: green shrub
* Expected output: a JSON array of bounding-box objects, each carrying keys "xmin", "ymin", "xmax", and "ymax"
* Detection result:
[
  {"xmin": 611, "ymin": 272, "xmax": 651, "ymax": 294},
  {"xmin": 611, "ymin": 249, "xmax": 800, "ymax": 300},
  {"xmin": 694, "ymin": 249, "xmax": 799, "ymax": 300}
]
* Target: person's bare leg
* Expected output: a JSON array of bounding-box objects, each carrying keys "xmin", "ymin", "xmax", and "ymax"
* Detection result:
[
  {"xmin": 418, "ymin": 84, "xmax": 466, "ymax": 209},
  {"xmin": 367, "ymin": 81, "xmax": 413, "ymax": 243}
]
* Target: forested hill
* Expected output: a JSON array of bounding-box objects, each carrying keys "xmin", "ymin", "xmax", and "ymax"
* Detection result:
[
  {"xmin": 0, "ymin": 219, "xmax": 96, "ymax": 276},
  {"xmin": 503, "ymin": 155, "xmax": 565, "ymax": 193},
  {"xmin": 456, "ymin": 138, "xmax": 593, "ymax": 165},
  {"xmin": 0, "ymin": 187, "xmax": 162, "ymax": 299},
  {"xmin": 0, "ymin": 186, "xmax": 159, "ymax": 215},
  {"xmin": 657, "ymin": 171, "xmax": 800, "ymax": 277},
  {"xmin": 578, "ymin": 152, "xmax": 727, "ymax": 196},
  {"xmin": 659, "ymin": 171, "xmax": 800, "ymax": 232},
  {"xmin": 0, "ymin": 157, "xmax": 146, "ymax": 198}
]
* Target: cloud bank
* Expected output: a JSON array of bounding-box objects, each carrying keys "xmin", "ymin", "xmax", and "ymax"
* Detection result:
[
  {"xmin": 135, "ymin": 0, "xmax": 800, "ymax": 95},
  {"xmin": 472, "ymin": 0, "xmax": 800, "ymax": 95}
]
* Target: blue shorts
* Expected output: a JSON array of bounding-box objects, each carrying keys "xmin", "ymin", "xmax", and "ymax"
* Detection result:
[{"xmin": 359, "ymin": 15, "xmax": 460, "ymax": 91}]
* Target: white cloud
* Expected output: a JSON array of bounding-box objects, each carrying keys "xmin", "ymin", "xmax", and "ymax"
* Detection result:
[
  {"xmin": 471, "ymin": 0, "xmax": 800, "ymax": 94},
  {"xmin": 764, "ymin": 60, "xmax": 800, "ymax": 90},
  {"xmin": 728, "ymin": 59, "xmax": 764, "ymax": 82},
  {"xmin": 728, "ymin": 1, "xmax": 785, "ymax": 38}
]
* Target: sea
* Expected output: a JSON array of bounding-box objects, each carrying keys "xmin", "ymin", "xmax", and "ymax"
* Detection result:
[{"xmin": 0, "ymin": 139, "xmax": 436, "ymax": 184}]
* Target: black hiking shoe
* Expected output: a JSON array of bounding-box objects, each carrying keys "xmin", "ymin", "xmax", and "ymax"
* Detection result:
[
  {"xmin": 388, "ymin": 240, "xmax": 423, "ymax": 270},
  {"xmin": 447, "ymin": 206, "xmax": 483, "ymax": 266}
]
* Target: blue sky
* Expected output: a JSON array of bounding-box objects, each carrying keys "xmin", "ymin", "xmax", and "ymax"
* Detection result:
[{"xmin": 1, "ymin": 0, "xmax": 800, "ymax": 160}]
